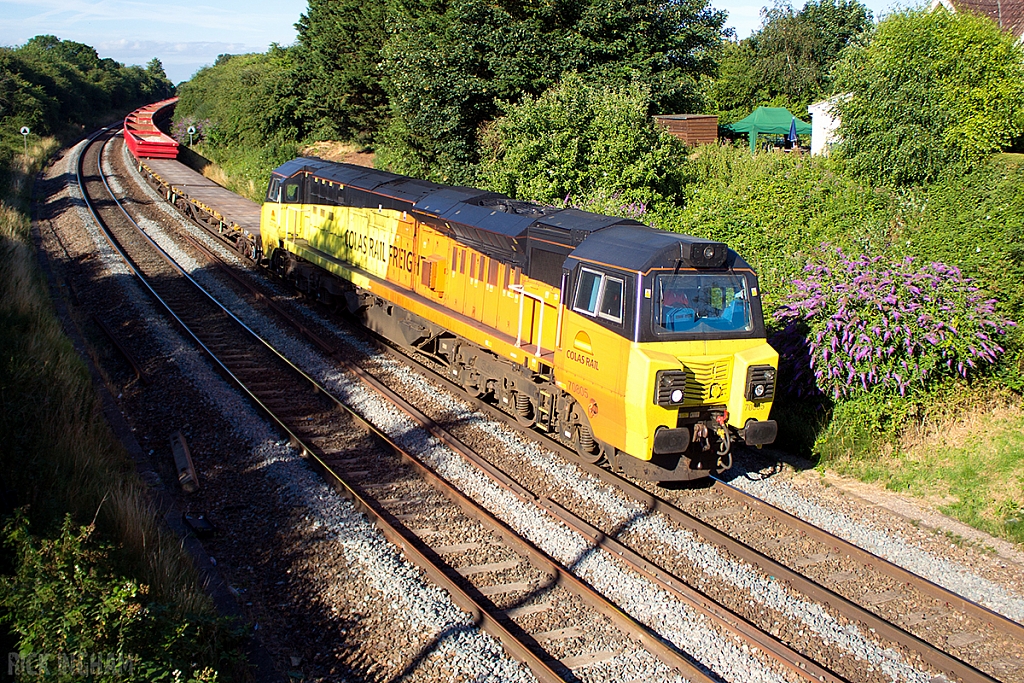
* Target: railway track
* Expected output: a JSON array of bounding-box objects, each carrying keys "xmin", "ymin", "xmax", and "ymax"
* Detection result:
[
  {"xmin": 322, "ymin": 346, "xmax": 1014, "ymax": 681},
  {"xmin": 109, "ymin": 134, "xmax": 861, "ymax": 682},
  {"xmin": 390, "ymin": 343, "xmax": 1024, "ymax": 683},
  {"xmin": 81, "ymin": 128, "xmax": 750, "ymax": 682},
  {"xmin": 104, "ymin": 127, "xmax": 1024, "ymax": 682}
]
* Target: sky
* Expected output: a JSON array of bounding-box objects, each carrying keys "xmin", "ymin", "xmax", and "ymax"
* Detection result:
[{"xmin": 1, "ymin": 0, "xmax": 905, "ymax": 86}]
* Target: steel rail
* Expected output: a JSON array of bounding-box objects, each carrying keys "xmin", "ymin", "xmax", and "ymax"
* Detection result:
[
  {"xmin": 710, "ymin": 474, "xmax": 1024, "ymax": 646},
  {"xmin": 125, "ymin": 154, "xmax": 847, "ymax": 681},
  {"xmin": 147, "ymin": 205, "xmax": 861, "ymax": 682},
  {"xmin": 286, "ymin": 341, "xmax": 847, "ymax": 683},
  {"xmin": 76, "ymin": 129, "xmax": 569, "ymax": 683},
  {"xmin": 116, "ymin": 126, "xmax": 1011, "ymax": 682},
  {"xmin": 83, "ymin": 131, "xmax": 721, "ymax": 683}
]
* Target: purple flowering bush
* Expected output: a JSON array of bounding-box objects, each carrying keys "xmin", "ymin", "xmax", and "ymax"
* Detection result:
[
  {"xmin": 773, "ymin": 247, "xmax": 1015, "ymax": 400},
  {"xmin": 563, "ymin": 191, "xmax": 648, "ymax": 221}
]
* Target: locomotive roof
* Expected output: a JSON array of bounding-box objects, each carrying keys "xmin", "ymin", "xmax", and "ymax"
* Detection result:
[
  {"xmin": 271, "ymin": 159, "xmax": 740, "ymax": 274},
  {"xmin": 272, "ymin": 158, "xmax": 636, "ymax": 240},
  {"xmin": 570, "ymin": 224, "xmax": 750, "ymax": 273}
]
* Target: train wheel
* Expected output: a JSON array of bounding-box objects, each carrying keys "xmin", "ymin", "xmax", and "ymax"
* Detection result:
[
  {"xmin": 573, "ymin": 424, "xmax": 603, "ymax": 464},
  {"xmin": 460, "ymin": 369, "xmax": 485, "ymax": 398}
]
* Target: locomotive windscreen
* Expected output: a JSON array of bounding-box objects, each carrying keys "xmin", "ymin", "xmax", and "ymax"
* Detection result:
[{"xmin": 654, "ymin": 273, "xmax": 753, "ymax": 335}]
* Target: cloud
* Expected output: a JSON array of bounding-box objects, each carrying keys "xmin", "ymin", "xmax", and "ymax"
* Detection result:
[
  {"xmin": 92, "ymin": 39, "xmax": 269, "ymax": 83},
  {"xmin": 97, "ymin": 39, "xmax": 257, "ymax": 59}
]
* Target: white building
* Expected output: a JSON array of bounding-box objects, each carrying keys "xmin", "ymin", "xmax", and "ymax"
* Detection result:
[{"xmin": 807, "ymin": 96, "xmax": 847, "ymax": 157}]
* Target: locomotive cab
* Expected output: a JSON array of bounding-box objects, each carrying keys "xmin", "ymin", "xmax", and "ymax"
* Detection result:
[{"xmin": 559, "ymin": 225, "xmax": 778, "ymax": 481}]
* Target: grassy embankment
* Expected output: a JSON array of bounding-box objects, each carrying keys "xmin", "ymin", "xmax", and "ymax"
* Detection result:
[{"xmin": 0, "ymin": 138, "xmax": 243, "ymax": 680}]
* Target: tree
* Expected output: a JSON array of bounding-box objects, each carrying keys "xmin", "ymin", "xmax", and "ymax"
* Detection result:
[
  {"xmin": 377, "ymin": 0, "xmax": 726, "ymax": 184},
  {"xmin": 145, "ymin": 58, "xmax": 167, "ymax": 82},
  {"xmin": 711, "ymin": 0, "xmax": 871, "ymax": 121},
  {"xmin": 295, "ymin": 0, "xmax": 388, "ymax": 143},
  {"xmin": 479, "ymin": 73, "xmax": 688, "ymax": 210},
  {"xmin": 174, "ymin": 46, "xmax": 309, "ymax": 147},
  {"xmin": 560, "ymin": 0, "xmax": 727, "ymax": 113},
  {"xmin": 0, "ymin": 36, "xmax": 173, "ymax": 137},
  {"xmin": 832, "ymin": 8, "xmax": 1024, "ymax": 185}
]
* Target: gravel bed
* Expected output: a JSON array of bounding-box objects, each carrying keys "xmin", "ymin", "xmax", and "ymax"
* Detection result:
[
  {"xmin": 663, "ymin": 482, "xmax": 1024, "ymax": 680},
  {"xmin": 337, "ymin": 445, "xmax": 668, "ymax": 682},
  {"xmin": 723, "ymin": 461, "xmax": 1024, "ymax": 624},
  {"xmin": 39, "ymin": 140, "xmax": 539, "ymax": 683},
  {"xmin": 115, "ymin": 144, "xmax": 701, "ymax": 682},
  {"xmin": 215, "ymin": 308, "xmax": 953, "ymax": 682},
  {"xmin": 276, "ymin": 330, "xmax": 945, "ymax": 683}
]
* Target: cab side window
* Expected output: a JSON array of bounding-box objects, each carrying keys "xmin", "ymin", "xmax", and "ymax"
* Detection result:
[
  {"xmin": 598, "ymin": 276, "xmax": 624, "ymax": 323},
  {"xmin": 574, "ymin": 269, "xmax": 603, "ymax": 315},
  {"xmin": 573, "ymin": 268, "xmax": 625, "ymax": 325},
  {"xmin": 283, "ymin": 180, "xmax": 301, "ymax": 203},
  {"xmin": 266, "ymin": 177, "xmax": 281, "ymax": 202}
]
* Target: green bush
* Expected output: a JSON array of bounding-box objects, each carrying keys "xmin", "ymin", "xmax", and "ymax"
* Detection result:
[
  {"xmin": 479, "ymin": 74, "xmax": 688, "ymax": 208},
  {"xmin": 649, "ymin": 145, "xmax": 892, "ymax": 312},
  {"xmin": 1, "ymin": 513, "xmax": 238, "ymax": 682},
  {"xmin": 832, "ymin": 8, "xmax": 1024, "ymax": 185},
  {"xmin": 376, "ymin": 0, "xmax": 725, "ymax": 183}
]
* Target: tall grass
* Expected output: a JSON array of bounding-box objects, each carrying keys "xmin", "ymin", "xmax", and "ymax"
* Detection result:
[{"xmin": 1, "ymin": 140, "xmax": 239, "ymax": 677}]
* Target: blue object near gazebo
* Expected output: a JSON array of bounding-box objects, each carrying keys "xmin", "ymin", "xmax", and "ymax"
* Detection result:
[{"xmin": 724, "ymin": 107, "xmax": 811, "ymax": 153}]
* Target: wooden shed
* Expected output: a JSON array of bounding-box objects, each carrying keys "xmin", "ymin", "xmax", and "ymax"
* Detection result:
[{"xmin": 652, "ymin": 114, "xmax": 719, "ymax": 146}]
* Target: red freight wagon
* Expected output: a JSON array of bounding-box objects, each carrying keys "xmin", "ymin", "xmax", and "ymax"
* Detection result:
[{"xmin": 124, "ymin": 98, "xmax": 179, "ymax": 159}]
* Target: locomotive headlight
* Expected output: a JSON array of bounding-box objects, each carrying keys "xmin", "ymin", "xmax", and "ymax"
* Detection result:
[
  {"xmin": 655, "ymin": 370, "xmax": 688, "ymax": 407},
  {"xmin": 689, "ymin": 242, "xmax": 728, "ymax": 267},
  {"xmin": 745, "ymin": 365, "xmax": 776, "ymax": 402}
]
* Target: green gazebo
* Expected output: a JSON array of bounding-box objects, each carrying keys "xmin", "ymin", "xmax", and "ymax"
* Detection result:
[{"xmin": 724, "ymin": 107, "xmax": 811, "ymax": 153}]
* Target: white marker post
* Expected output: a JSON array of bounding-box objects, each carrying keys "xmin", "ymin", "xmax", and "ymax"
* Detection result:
[
  {"xmin": 187, "ymin": 125, "xmax": 196, "ymax": 147},
  {"xmin": 20, "ymin": 126, "xmax": 29, "ymax": 156}
]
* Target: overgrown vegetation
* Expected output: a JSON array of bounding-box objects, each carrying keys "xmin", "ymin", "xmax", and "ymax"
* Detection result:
[
  {"xmin": 175, "ymin": 0, "xmax": 727, "ymax": 185},
  {"xmin": 0, "ymin": 36, "xmax": 173, "ymax": 190},
  {"xmin": 1, "ymin": 514, "xmax": 233, "ymax": 682},
  {"xmin": 1, "ymin": 36, "xmax": 242, "ymax": 681},
  {"xmin": 479, "ymin": 74, "xmax": 689, "ymax": 208},
  {"xmin": 774, "ymin": 247, "xmax": 1015, "ymax": 400}
]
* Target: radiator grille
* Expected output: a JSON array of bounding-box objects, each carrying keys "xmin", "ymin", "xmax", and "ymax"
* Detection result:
[{"xmin": 683, "ymin": 359, "xmax": 731, "ymax": 404}]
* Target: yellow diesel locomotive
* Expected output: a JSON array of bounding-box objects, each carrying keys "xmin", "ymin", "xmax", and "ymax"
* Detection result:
[{"xmin": 258, "ymin": 158, "xmax": 778, "ymax": 481}]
